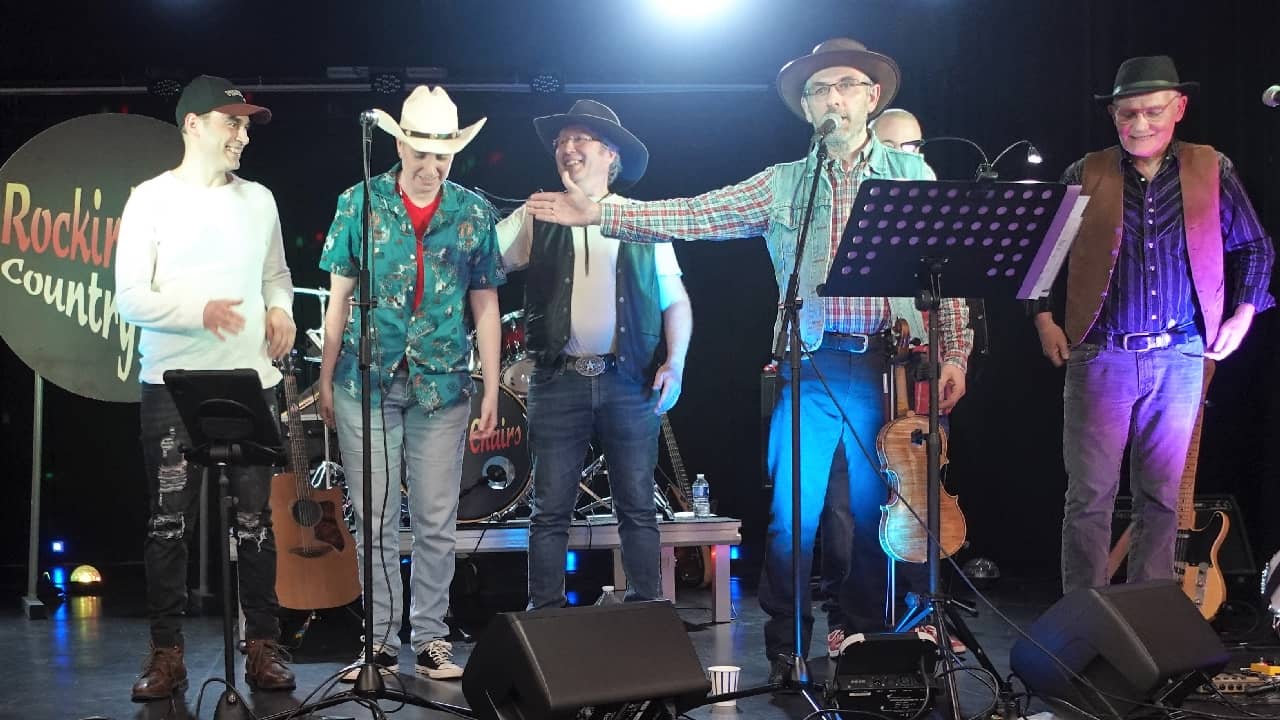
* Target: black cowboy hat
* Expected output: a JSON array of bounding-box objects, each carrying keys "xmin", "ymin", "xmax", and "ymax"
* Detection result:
[
  {"xmin": 776, "ymin": 38, "xmax": 900, "ymax": 121},
  {"xmin": 533, "ymin": 99, "xmax": 649, "ymax": 190},
  {"xmin": 1094, "ymin": 55, "xmax": 1199, "ymax": 103}
]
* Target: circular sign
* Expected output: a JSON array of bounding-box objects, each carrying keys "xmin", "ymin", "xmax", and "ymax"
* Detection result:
[{"xmin": 0, "ymin": 114, "xmax": 181, "ymax": 402}]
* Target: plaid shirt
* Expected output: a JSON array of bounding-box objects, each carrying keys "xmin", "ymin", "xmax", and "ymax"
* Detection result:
[{"xmin": 600, "ymin": 141, "xmax": 973, "ymax": 370}]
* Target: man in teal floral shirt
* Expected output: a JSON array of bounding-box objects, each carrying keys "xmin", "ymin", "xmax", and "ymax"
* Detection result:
[{"xmin": 318, "ymin": 86, "xmax": 504, "ymax": 681}]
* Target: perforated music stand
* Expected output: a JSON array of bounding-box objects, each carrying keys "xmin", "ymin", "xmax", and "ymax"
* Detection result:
[
  {"xmin": 163, "ymin": 369, "xmax": 285, "ymax": 720},
  {"xmin": 819, "ymin": 178, "xmax": 1083, "ymax": 720}
]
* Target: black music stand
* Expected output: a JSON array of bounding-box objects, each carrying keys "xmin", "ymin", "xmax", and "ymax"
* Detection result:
[
  {"xmin": 820, "ymin": 178, "xmax": 1083, "ymax": 720},
  {"xmin": 163, "ymin": 369, "xmax": 286, "ymax": 720}
]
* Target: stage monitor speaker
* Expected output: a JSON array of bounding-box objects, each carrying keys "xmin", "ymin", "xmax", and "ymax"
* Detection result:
[
  {"xmin": 462, "ymin": 601, "xmax": 710, "ymax": 720},
  {"xmin": 1010, "ymin": 581, "xmax": 1229, "ymax": 720}
]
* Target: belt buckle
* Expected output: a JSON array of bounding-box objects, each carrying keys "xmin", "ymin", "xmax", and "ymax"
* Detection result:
[
  {"xmin": 573, "ymin": 355, "xmax": 607, "ymax": 377},
  {"xmin": 1121, "ymin": 332, "xmax": 1167, "ymax": 352},
  {"xmin": 844, "ymin": 334, "xmax": 870, "ymax": 354}
]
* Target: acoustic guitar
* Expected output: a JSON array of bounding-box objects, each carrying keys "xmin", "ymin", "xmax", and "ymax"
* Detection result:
[
  {"xmin": 660, "ymin": 414, "xmax": 713, "ymax": 589},
  {"xmin": 1106, "ymin": 358, "xmax": 1226, "ymax": 619},
  {"xmin": 270, "ymin": 356, "xmax": 361, "ymax": 610}
]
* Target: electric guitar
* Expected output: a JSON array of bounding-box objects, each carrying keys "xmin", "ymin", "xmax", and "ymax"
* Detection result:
[
  {"xmin": 1107, "ymin": 358, "xmax": 1226, "ymax": 619},
  {"xmin": 270, "ymin": 355, "xmax": 361, "ymax": 610},
  {"xmin": 660, "ymin": 414, "xmax": 713, "ymax": 589}
]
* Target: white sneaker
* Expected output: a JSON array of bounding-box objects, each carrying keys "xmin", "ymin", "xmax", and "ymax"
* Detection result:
[
  {"xmin": 339, "ymin": 643, "xmax": 398, "ymax": 682},
  {"xmin": 416, "ymin": 638, "xmax": 463, "ymax": 680}
]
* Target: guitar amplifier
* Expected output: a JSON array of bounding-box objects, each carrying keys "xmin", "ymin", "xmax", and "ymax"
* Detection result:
[
  {"xmin": 828, "ymin": 632, "xmax": 939, "ymax": 720},
  {"xmin": 1111, "ymin": 493, "xmax": 1257, "ymax": 597}
]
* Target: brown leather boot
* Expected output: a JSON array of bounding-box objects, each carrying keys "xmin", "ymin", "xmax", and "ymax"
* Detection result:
[
  {"xmin": 243, "ymin": 638, "xmax": 296, "ymax": 691},
  {"xmin": 131, "ymin": 643, "xmax": 187, "ymax": 702}
]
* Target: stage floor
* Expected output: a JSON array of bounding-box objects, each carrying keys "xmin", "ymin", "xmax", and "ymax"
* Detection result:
[{"xmin": 4, "ymin": 564, "xmax": 1280, "ymax": 720}]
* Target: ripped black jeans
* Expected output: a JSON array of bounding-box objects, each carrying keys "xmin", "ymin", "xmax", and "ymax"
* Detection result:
[{"xmin": 139, "ymin": 382, "xmax": 281, "ymax": 647}]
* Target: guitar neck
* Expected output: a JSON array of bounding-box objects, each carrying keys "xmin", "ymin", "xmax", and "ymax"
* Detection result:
[
  {"xmin": 660, "ymin": 414, "xmax": 693, "ymax": 502},
  {"xmin": 1176, "ymin": 359, "xmax": 1216, "ymax": 530},
  {"xmin": 282, "ymin": 373, "xmax": 309, "ymax": 476}
]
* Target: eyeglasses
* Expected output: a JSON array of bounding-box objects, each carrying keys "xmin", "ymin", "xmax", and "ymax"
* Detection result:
[
  {"xmin": 552, "ymin": 134, "xmax": 600, "ymax": 150},
  {"xmin": 1110, "ymin": 95, "xmax": 1181, "ymax": 126},
  {"xmin": 803, "ymin": 78, "xmax": 875, "ymax": 100}
]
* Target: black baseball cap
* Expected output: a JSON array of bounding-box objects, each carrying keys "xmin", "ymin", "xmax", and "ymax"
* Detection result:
[{"xmin": 174, "ymin": 75, "xmax": 272, "ymax": 126}]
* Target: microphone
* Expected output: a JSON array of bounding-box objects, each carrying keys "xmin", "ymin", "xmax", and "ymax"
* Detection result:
[
  {"xmin": 1263, "ymin": 85, "xmax": 1280, "ymax": 108},
  {"xmin": 814, "ymin": 114, "xmax": 841, "ymax": 140},
  {"xmin": 359, "ymin": 109, "xmax": 379, "ymax": 126}
]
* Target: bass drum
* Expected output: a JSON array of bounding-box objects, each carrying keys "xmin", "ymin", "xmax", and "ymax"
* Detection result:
[{"xmin": 458, "ymin": 376, "xmax": 532, "ymax": 523}]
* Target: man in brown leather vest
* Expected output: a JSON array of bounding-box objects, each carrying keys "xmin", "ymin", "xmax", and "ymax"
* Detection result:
[{"xmin": 1033, "ymin": 56, "xmax": 1274, "ymax": 594}]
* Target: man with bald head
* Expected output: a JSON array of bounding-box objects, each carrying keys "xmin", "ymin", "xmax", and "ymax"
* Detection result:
[{"xmin": 870, "ymin": 108, "xmax": 923, "ymax": 152}]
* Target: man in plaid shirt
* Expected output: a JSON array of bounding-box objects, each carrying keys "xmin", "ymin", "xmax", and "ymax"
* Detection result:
[{"xmin": 528, "ymin": 38, "xmax": 973, "ymax": 678}]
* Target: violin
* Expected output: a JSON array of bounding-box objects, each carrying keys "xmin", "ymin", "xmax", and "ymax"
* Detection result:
[{"xmin": 876, "ymin": 318, "xmax": 967, "ymax": 564}]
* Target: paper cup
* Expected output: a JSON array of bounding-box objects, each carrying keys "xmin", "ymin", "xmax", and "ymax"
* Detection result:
[{"xmin": 707, "ymin": 665, "xmax": 741, "ymax": 707}]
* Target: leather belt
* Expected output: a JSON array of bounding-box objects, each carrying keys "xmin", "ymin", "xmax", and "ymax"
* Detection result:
[
  {"xmin": 559, "ymin": 353, "xmax": 617, "ymax": 376},
  {"xmin": 821, "ymin": 332, "xmax": 886, "ymax": 355},
  {"xmin": 1082, "ymin": 327, "xmax": 1196, "ymax": 352}
]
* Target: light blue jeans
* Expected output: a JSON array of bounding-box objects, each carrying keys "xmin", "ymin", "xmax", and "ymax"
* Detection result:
[
  {"xmin": 1061, "ymin": 337, "xmax": 1205, "ymax": 594},
  {"xmin": 333, "ymin": 367, "xmax": 470, "ymax": 651},
  {"xmin": 525, "ymin": 364, "xmax": 662, "ymax": 609}
]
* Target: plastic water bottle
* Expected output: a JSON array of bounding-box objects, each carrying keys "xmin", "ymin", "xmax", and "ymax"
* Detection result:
[
  {"xmin": 692, "ymin": 473, "xmax": 711, "ymax": 518},
  {"xmin": 594, "ymin": 585, "xmax": 623, "ymax": 606}
]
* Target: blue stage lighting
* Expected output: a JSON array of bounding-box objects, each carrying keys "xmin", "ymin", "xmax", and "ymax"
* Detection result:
[
  {"xmin": 50, "ymin": 540, "xmax": 65, "ymax": 554},
  {"xmin": 565, "ymin": 551, "xmax": 578, "ymax": 573}
]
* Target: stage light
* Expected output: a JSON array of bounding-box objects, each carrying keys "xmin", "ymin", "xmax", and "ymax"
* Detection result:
[
  {"xmin": 565, "ymin": 550, "xmax": 578, "ymax": 573},
  {"xmin": 68, "ymin": 564, "xmax": 103, "ymax": 594},
  {"xmin": 50, "ymin": 539, "xmax": 65, "ymax": 554},
  {"xmin": 530, "ymin": 73, "xmax": 563, "ymax": 94},
  {"xmin": 50, "ymin": 566, "xmax": 66, "ymax": 589},
  {"xmin": 566, "ymin": 590, "xmax": 580, "ymax": 606},
  {"xmin": 146, "ymin": 77, "xmax": 183, "ymax": 99},
  {"xmin": 653, "ymin": 0, "xmax": 733, "ymax": 19},
  {"xmin": 729, "ymin": 545, "xmax": 740, "ymax": 561},
  {"xmin": 371, "ymin": 71, "xmax": 404, "ymax": 96},
  {"xmin": 1026, "ymin": 144, "xmax": 1044, "ymax": 165}
]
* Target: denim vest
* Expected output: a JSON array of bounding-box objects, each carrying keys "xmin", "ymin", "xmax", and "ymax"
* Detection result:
[
  {"xmin": 524, "ymin": 220, "xmax": 665, "ymax": 385},
  {"xmin": 762, "ymin": 138, "xmax": 934, "ymax": 350}
]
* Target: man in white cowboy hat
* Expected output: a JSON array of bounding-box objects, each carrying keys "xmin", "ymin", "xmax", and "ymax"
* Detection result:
[
  {"xmin": 1031, "ymin": 55, "xmax": 1273, "ymax": 595},
  {"xmin": 495, "ymin": 99, "xmax": 692, "ymax": 610},
  {"xmin": 117, "ymin": 73, "xmax": 297, "ymax": 702},
  {"xmin": 526, "ymin": 39, "xmax": 973, "ymax": 677},
  {"xmin": 317, "ymin": 85, "xmax": 505, "ymax": 680}
]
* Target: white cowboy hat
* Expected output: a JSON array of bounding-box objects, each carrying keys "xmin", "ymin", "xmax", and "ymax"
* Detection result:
[{"xmin": 370, "ymin": 85, "xmax": 485, "ymax": 155}]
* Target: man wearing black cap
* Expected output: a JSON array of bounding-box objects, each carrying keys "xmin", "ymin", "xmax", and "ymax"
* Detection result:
[
  {"xmin": 496, "ymin": 100, "xmax": 692, "ymax": 610},
  {"xmin": 1032, "ymin": 56, "xmax": 1274, "ymax": 594},
  {"xmin": 115, "ymin": 74, "xmax": 296, "ymax": 701},
  {"xmin": 526, "ymin": 40, "xmax": 972, "ymax": 675}
]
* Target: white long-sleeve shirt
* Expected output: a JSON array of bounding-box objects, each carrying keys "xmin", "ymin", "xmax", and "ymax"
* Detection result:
[{"xmin": 114, "ymin": 171, "xmax": 293, "ymax": 387}]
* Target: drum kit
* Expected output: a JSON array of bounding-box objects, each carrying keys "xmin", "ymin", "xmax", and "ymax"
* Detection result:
[{"xmin": 288, "ymin": 291, "xmax": 621, "ymax": 526}]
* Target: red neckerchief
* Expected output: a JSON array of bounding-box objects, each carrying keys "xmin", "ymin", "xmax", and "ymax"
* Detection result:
[{"xmin": 397, "ymin": 183, "xmax": 442, "ymax": 314}]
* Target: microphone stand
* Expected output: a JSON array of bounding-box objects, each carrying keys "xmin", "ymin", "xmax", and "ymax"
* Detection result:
[{"xmin": 761, "ymin": 130, "xmax": 834, "ymax": 717}]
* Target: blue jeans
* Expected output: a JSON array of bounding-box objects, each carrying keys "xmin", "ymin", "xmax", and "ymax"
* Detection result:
[
  {"xmin": 1061, "ymin": 338, "xmax": 1205, "ymax": 594},
  {"xmin": 759, "ymin": 347, "xmax": 891, "ymax": 660},
  {"xmin": 525, "ymin": 364, "xmax": 662, "ymax": 609},
  {"xmin": 332, "ymin": 367, "xmax": 470, "ymax": 652}
]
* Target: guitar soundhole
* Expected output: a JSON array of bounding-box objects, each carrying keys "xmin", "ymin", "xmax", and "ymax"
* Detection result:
[{"xmin": 292, "ymin": 499, "xmax": 322, "ymax": 528}]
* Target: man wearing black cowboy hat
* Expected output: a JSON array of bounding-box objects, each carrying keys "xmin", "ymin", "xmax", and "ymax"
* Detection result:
[
  {"xmin": 496, "ymin": 99, "xmax": 692, "ymax": 610},
  {"xmin": 1031, "ymin": 55, "xmax": 1273, "ymax": 594},
  {"xmin": 526, "ymin": 40, "xmax": 973, "ymax": 675}
]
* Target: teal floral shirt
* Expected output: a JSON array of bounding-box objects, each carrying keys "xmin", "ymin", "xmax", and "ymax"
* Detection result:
[{"xmin": 319, "ymin": 165, "xmax": 505, "ymax": 414}]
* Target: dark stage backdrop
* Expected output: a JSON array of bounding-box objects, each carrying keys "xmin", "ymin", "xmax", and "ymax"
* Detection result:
[{"xmin": 2, "ymin": 0, "xmax": 1277, "ymax": 588}]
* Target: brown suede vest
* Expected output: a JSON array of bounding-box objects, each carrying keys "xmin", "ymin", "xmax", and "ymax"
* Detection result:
[{"xmin": 1065, "ymin": 143, "xmax": 1224, "ymax": 345}]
